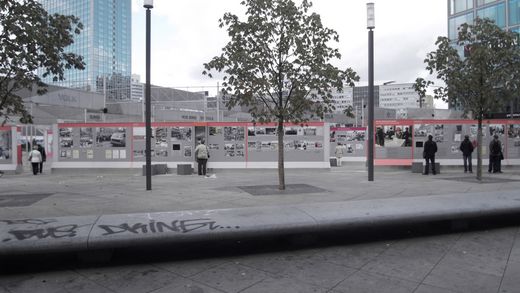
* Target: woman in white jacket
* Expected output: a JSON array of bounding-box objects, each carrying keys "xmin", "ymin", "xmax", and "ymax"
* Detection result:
[{"xmin": 28, "ymin": 145, "xmax": 42, "ymax": 175}]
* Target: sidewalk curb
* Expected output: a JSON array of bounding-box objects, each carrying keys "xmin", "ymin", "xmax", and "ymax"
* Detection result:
[{"xmin": 2, "ymin": 190, "xmax": 520, "ymax": 256}]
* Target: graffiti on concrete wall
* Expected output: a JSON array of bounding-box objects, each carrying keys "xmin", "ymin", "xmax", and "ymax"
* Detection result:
[{"xmin": 0, "ymin": 217, "xmax": 240, "ymax": 242}]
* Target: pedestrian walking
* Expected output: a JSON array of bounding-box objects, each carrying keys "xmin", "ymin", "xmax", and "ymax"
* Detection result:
[
  {"xmin": 459, "ymin": 135, "xmax": 474, "ymax": 173},
  {"xmin": 423, "ymin": 135, "xmax": 438, "ymax": 175},
  {"xmin": 28, "ymin": 145, "xmax": 42, "ymax": 175},
  {"xmin": 37, "ymin": 144, "xmax": 46, "ymax": 174},
  {"xmin": 335, "ymin": 143, "xmax": 344, "ymax": 167},
  {"xmin": 489, "ymin": 134, "xmax": 503, "ymax": 173},
  {"xmin": 194, "ymin": 139, "xmax": 210, "ymax": 176}
]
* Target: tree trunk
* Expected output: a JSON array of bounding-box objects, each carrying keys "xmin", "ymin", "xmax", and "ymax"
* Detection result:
[
  {"xmin": 476, "ymin": 118, "xmax": 483, "ymax": 181},
  {"xmin": 277, "ymin": 119, "xmax": 285, "ymax": 190}
]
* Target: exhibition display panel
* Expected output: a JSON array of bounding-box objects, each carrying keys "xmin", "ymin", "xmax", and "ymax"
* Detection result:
[
  {"xmin": 0, "ymin": 126, "xmax": 22, "ymax": 173},
  {"xmin": 52, "ymin": 122, "xmax": 330, "ymax": 170},
  {"xmin": 335, "ymin": 119, "xmax": 520, "ymax": 166}
]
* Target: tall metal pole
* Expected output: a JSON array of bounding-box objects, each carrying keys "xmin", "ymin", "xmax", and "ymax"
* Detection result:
[
  {"xmin": 368, "ymin": 28, "xmax": 374, "ymax": 181},
  {"xmin": 145, "ymin": 6, "xmax": 152, "ymax": 190},
  {"xmin": 367, "ymin": 3, "xmax": 375, "ymax": 182}
]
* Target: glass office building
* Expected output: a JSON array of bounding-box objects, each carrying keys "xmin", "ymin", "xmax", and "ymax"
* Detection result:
[
  {"xmin": 448, "ymin": 0, "xmax": 520, "ymax": 113},
  {"xmin": 38, "ymin": 0, "xmax": 131, "ymax": 101}
]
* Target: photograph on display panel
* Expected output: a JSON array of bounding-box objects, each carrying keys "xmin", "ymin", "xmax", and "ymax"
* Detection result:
[
  {"xmin": 509, "ymin": 124, "xmax": 520, "ymax": 139},
  {"xmin": 171, "ymin": 127, "xmax": 192, "ymax": 142},
  {"xmin": 79, "ymin": 127, "xmax": 93, "ymax": 148},
  {"xmin": 470, "ymin": 125, "xmax": 487, "ymax": 138},
  {"xmin": 489, "ymin": 124, "xmax": 505, "ymax": 137},
  {"xmin": 155, "ymin": 127, "xmax": 168, "ymax": 147},
  {"xmin": 0, "ymin": 130, "xmax": 11, "ymax": 160},
  {"xmin": 509, "ymin": 124, "xmax": 520, "ymax": 147},
  {"xmin": 96, "ymin": 127, "xmax": 126, "ymax": 147},
  {"xmin": 303, "ymin": 127, "xmax": 317, "ymax": 136},
  {"xmin": 224, "ymin": 126, "xmax": 245, "ymax": 141},
  {"xmin": 59, "ymin": 127, "xmax": 73, "ymax": 148},
  {"xmin": 376, "ymin": 125, "xmax": 411, "ymax": 147},
  {"xmin": 209, "ymin": 126, "xmax": 222, "ymax": 136},
  {"xmin": 433, "ymin": 124, "xmax": 444, "ymax": 143},
  {"xmin": 284, "ymin": 126, "xmax": 299, "ymax": 135},
  {"xmin": 247, "ymin": 127, "xmax": 256, "ymax": 136},
  {"xmin": 183, "ymin": 146, "xmax": 192, "ymax": 157}
]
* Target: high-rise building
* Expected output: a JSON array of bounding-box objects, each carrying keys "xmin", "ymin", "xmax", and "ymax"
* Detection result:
[
  {"xmin": 379, "ymin": 83, "xmax": 420, "ymax": 110},
  {"xmin": 448, "ymin": 0, "xmax": 520, "ymax": 113},
  {"xmin": 38, "ymin": 0, "xmax": 132, "ymax": 101},
  {"xmin": 131, "ymin": 74, "xmax": 144, "ymax": 102}
]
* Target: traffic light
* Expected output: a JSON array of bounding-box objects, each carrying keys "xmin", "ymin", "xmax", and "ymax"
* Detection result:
[{"xmin": 103, "ymin": 108, "xmax": 108, "ymax": 114}]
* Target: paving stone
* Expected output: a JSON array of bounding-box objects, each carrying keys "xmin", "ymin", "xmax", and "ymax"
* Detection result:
[
  {"xmin": 333, "ymin": 270, "xmax": 418, "ymax": 293},
  {"xmin": 361, "ymin": 248, "xmax": 441, "ymax": 282},
  {"xmin": 148, "ymin": 276, "xmax": 224, "ymax": 293},
  {"xmin": 234, "ymin": 249, "xmax": 319, "ymax": 274},
  {"xmin": 413, "ymin": 284, "xmax": 458, "ymax": 293},
  {"xmin": 190, "ymin": 262, "xmax": 269, "ymax": 293},
  {"xmin": 309, "ymin": 241, "xmax": 391, "ymax": 269},
  {"xmin": 240, "ymin": 275, "xmax": 328, "ymax": 293},
  {"xmin": 154, "ymin": 257, "xmax": 231, "ymax": 277},
  {"xmin": 76, "ymin": 264, "xmax": 179, "ymax": 293},
  {"xmin": 438, "ymin": 249, "xmax": 508, "ymax": 277},
  {"xmin": 278, "ymin": 258, "xmax": 357, "ymax": 289},
  {"xmin": 0, "ymin": 271, "xmax": 112, "ymax": 293},
  {"xmin": 499, "ymin": 261, "xmax": 520, "ymax": 293},
  {"xmin": 423, "ymin": 264, "xmax": 501, "ymax": 293}
]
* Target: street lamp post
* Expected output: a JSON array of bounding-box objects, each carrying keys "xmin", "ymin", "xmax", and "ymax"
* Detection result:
[
  {"xmin": 144, "ymin": 0, "xmax": 153, "ymax": 190},
  {"xmin": 367, "ymin": 3, "xmax": 375, "ymax": 182}
]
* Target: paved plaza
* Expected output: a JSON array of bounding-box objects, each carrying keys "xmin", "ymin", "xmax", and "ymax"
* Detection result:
[{"xmin": 1, "ymin": 165, "xmax": 520, "ymax": 292}]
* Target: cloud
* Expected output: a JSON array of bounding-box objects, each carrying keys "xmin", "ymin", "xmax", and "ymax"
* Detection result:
[{"xmin": 131, "ymin": 0, "xmax": 448, "ymax": 97}]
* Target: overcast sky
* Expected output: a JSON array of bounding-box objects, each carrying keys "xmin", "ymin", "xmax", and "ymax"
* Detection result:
[{"xmin": 130, "ymin": 0, "xmax": 448, "ymax": 107}]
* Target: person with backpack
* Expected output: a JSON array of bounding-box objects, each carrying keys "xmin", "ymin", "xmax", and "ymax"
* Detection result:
[
  {"xmin": 459, "ymin": 135, "xmax": 474, "ymax": 173},
  {"xmin": 194, "ymin": 139, "xmax": 210, "ymax": 176},
  {"xmin": 489, "ymin": 134, "xmax": 503, "ymax": 173}
]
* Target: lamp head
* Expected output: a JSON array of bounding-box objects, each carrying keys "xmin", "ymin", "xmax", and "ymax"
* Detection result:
[
  {"xmin": 367, "ymin": 3, "xmax": 375, "ymax": 29},
  {"xmin": 143, "ymin": 0, "xmax": 153, "ymax": 9}
]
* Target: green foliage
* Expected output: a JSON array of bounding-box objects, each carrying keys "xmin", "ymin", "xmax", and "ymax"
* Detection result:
[
  {"xmin": 420, "ymin": 17, "xmax": 520, "ymax": 180},
  {"xmin": 203, "ymin": 0, "xmax": 359, "ymax": 124},
  {"xmin": 203, "ymin": 0, "xmax": 358, "ymax": 189},
  {"xmin": 0, "ymin": 0, "xmax": 85, "ymax": 125},
  {"xmin": 412, "ymin": 77, "xmax": 433, "ymax": 108},
  {"xmin": 424, "ymin": 18, "xmax": 520, "ymax": 119}
]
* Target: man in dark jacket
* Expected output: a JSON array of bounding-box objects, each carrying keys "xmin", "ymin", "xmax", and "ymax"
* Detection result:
[
  {"xmin": 37, "ymin": 144, "xmax": 46, "ymax": 174},
  {"xmin": 423, "ymin": 135, "xmax": 438, "ymax": 175},
  {"xmin": 489, "ymin": 134, "xmax": 503, "ymax": 173},
  {"xmin": 459, "ymin": 135, "xmax": 474, "ymax": 173}
]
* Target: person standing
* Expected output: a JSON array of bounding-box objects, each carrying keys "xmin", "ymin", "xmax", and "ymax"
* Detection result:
[
  {"xmin": 28, "ymin": 145, "xmax": 42, "ymax": 175},
  {"xmin": 37, "ymin": 144, "xmax": 46, "ymax": 174},
  {"xmin": 194, "ymin": 139, "xmax": 210, "ymax": 176},
  {"xmin": 335, "ymin": 143, "xmax": 344, "ymax": 167},
  {"xmin": 403, "ymin": 127, "xmax": 411, "ymax": 146},
  {"xmin": 459, "ymin": 135, "xmax": 474, "ymax": 173},
  {"xmin": 423, "ymin": 135, "xmax": 438, "ymax": 175},
  {"xmin": 376, "ymin": 127, "xmax": 385, "ymax": 146},
  {"xmin": 489, "ymin": 134, "xmax": 503, "ymax": 173}
]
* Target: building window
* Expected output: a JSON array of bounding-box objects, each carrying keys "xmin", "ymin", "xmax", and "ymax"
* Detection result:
[
  {"xmin": 449, "ymin": 12, "xmax": 474, "ymax": 40},
  {"xmin": 510, "ymin": 0, "xmax": 520, "ymax": 26},
  {"xmin": 477, "ymin": 3, "xmax": 506, "ymax": 27},
  {"xmin": 477, "ymin": 0, "xmax": 499, "ymax": 6},
  {"xmin": 450, "ymin": 0, "xmax": 473, "ymax": 15}
]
